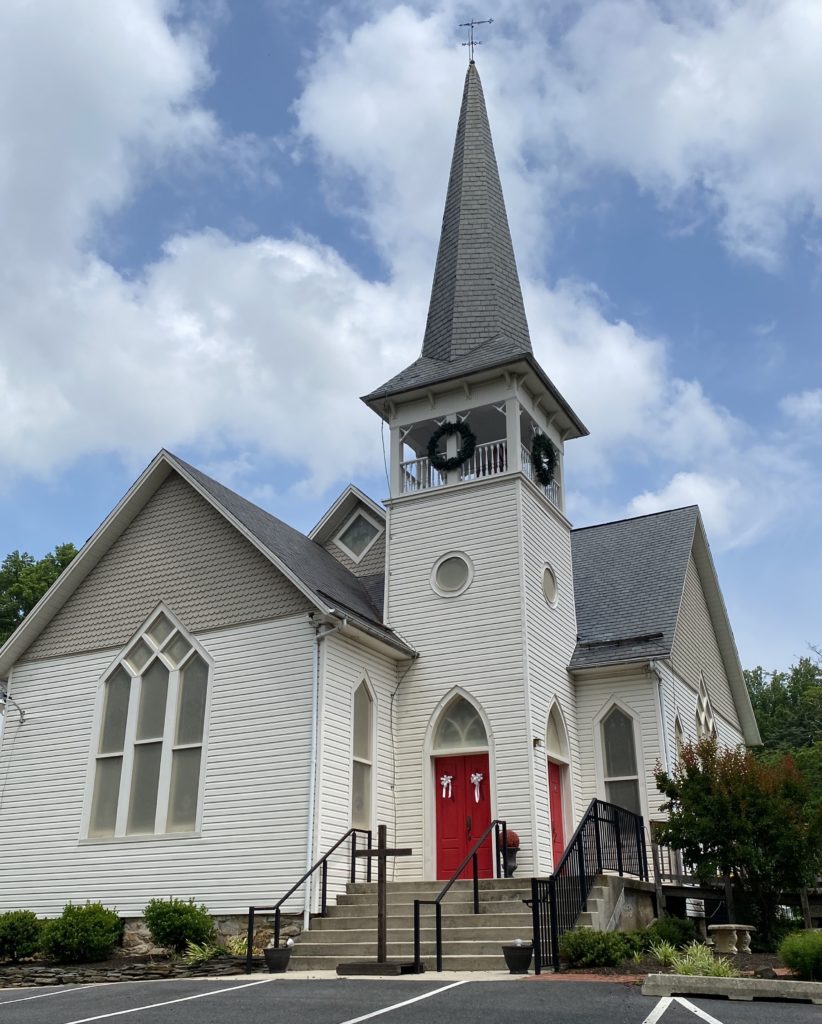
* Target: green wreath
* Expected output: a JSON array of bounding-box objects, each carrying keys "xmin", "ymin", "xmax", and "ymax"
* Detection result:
[
  {"xmin": 427, "ymin": 420, "xmax": 477, "ymax": 472},
  {"xmin": 531, "ymin": 433, "xmax": 558, "ymax": 486}
]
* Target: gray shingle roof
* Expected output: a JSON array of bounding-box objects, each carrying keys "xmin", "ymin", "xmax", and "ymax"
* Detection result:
[
  {"xmin": 169, "ymin": 454, "xmax": 401, "ymax": 642},
  {"xmin": 569, "ymin": 506, "xmax": 698, "ymax": 670},
  {"xmin": 365, "ymin": 62, "xmax": 533, "ymax": 402}
]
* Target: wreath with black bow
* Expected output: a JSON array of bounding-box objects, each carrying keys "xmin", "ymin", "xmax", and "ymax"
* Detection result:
[
  {"xmin": 531, "ymin": 433, "xmax": 558, "ymax": 486},
  {"xmin": 427, "ymin": 420, "xmax": 477, "ymax": 472}
]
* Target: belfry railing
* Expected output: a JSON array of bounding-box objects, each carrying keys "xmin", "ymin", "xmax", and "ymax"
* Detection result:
[{"xmin": 530, "ymin": 799, "xmax": 648, "ymax": 973}]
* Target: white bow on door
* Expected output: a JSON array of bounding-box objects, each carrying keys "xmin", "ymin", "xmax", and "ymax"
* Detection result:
[
  {"xmin": 440, "ymin": 774, "xmax": 453, "ymax": 799},
  {"xmin": 470, "ymin": 771, "xmax": 484, "ymax": 803}
]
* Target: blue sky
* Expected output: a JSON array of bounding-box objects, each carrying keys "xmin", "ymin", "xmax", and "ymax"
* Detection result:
[{"xmin": 1, "ymin": 0, "xmax": 820, "ymax": 672}]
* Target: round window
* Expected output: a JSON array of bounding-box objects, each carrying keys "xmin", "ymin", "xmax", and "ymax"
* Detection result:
[
  {"xmin": 432, "ymin": 553, "xmax": 472, "ymax": 597},
  {"xmin": 543, "ymin": 566, "xmax": 558, "ymax": 607}
]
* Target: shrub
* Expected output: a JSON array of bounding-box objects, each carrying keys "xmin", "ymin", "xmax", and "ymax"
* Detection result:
[
  {"xmin": 779, "ymin": 930, "xmax": 822, "ymax": 981},
  {"xmin": 143, "ymin": 898, "xmax": 213, "ymax": 954},
  {"xmin": 648, "ymin": 939, "xmax": 678, "ymax": 968},
  {"xmin": 645, "ymin": 917, "xmax": 696, "ymax": 949},
  {"xmin": 40, "ymin": 903, "xmax": 122, "ymax": 963},
  {"xmin": 670, "ymin": 941, "xmax": 738, "ymax": 977},
  {"xmin": 0, "ymin": 910, "xmax": 42, "ymax": 962},
  {"xmin": 183, "ymin": 939, "xmax": 221, "ymax": 966},
  {"xmin": 559, "ymin": 928, "xmax": 629, "ymax": 967}
]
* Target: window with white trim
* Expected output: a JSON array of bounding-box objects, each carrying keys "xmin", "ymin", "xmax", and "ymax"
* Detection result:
[
  {"xmin": 601, "ymin": 707, "xmax": 641, "ymax": 815},
  {"xmin": 695, "ymin": 675, "xmax": 716, "ymax": 740},
  {"xmin": 351, "ymin": 682, "xmax": 373, "ymax": 829},
  {"xmin": 674, "ymin": 716, "xmax": 685, "ymax": 761},
  {"xmin": 88, "ymin": 611, "xmax": 209, "ymax": 838},
  {"xmin": 335, "ymin": 511, "xmax": 382, "ymax": 563}
]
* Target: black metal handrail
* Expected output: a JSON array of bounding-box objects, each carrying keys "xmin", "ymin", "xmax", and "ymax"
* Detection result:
[
  {"xmin": 531, "ymin": 799, "xmax": 648, "ymax": 974},
  {"xmin": 413, "ymin": 819, "xmax": 508, "ymax": 973},
  {"xmin": 245, "ymin": 827, "xmax": 372, "ymax": 970}
]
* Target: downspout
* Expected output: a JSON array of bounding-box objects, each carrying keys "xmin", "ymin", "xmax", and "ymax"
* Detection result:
[{"xmin": 305, "ymin": 612, "xmax": 347, "ymax": 932}]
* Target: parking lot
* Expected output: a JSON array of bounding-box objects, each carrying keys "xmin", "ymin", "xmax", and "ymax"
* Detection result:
[{"xmin": 0, "ymin": 976, "xmax": 819, "ymax": 1024}]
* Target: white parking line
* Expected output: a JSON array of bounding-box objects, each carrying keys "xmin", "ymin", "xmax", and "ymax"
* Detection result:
[
  {"xmin": 337, "ymin": 980, "xmax": 469, "ymax": 1024},
  {"xmin": 641, "ymin": 996, "xmax": 673, "ymax": 1024},
  {"xmin": 641, "ymin": 995, "xmax": 726, "ymax": 1024},
  {"xmin": 0, "ymin": 986, "xmax": 105, "ymax": 1007},
  {"xmin": 674, "ymin": 997, "xmax": 726, "ymax": 1024},
  {"xmin": 59, "ymin": 977, "xmax": 274, "ymax": 1023}
]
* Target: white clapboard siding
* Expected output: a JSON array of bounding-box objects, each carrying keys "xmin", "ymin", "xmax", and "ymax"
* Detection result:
[
  {"xmin": 314, "ymin": 633, "xmax": 399, "ymax": 904},
  {"xmin": 519, "ymin": 483, "xmax": 581, "ymax": 873},
  {"xmin": 386, "ymin": 478, "xmax": 532, "ymax": 878},
  {"xmin": 671, "ymin": 556, "xmax": 741, "ymax": 729},
  {"xmin": 0, "ymin": 616, "xmax": 315, "ymax": 917},
  {"xmin": 658, "ymin": 660, "xmax": 744, "ymax": 762},
  {"xmin": 574, "ymin": 671, "xmax": 666, "ymax": 826}
]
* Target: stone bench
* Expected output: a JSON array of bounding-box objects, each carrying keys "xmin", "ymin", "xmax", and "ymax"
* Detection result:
[{"xmin": 708, "ymin": 923, "xmax": 755, "ymax": 954}]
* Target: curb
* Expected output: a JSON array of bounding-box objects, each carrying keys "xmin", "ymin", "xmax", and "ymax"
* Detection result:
[{"xmin": 642, "ymin": 973, "xmax": 822, "ymax": 1004}]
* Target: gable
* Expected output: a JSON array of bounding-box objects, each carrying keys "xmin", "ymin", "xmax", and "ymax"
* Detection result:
[
  {"xmin": 671, "ymin": 554, "xmax": 739, "ymax": 728},
  {"xmin": 323, "ymin": 532, "xmax": 386, "ymax": 577},
  {"xmin": 24, "ymin": 472, "xmax": 311, "ymax": 662}
]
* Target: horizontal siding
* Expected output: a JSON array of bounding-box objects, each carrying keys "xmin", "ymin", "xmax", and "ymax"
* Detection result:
[
  {"xmin": 662, "ymin": 661, "xmax": 745, "ymax": 757},
  {"xmin": 386, "ymin": 479, "xmax": 530, "ymax": 879},
  {"xmin": 0, "ymin": 616, "xmax": 315, "ymax": 917},
  {"xmin": 671, "ymin": 556, "xmax": 740, "ymax": 728},
  {"xmin": 520, "ymin": 483, "xmax": 581, "ymax": 872},
  {"xmin": 25, "ymin": 473, "xmax": 311, "ymax": 662}
]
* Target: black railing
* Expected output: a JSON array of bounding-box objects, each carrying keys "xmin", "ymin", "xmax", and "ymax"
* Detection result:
[
  {"xmin": 531, "ymin": 799, "xmax": 648, "ymax": 973},
  {"xmin": 413, "ymin": 819, "xmax": 508, "ymax": 973},
  {"xmin": 245, "ymin": 827, "xmax": 372, "ymax": 971}
]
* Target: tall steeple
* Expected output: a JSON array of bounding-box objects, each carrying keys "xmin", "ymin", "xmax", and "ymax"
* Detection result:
[{"xmin": 421, "ymin": 61, "xmax": 531, "ymax": 363}]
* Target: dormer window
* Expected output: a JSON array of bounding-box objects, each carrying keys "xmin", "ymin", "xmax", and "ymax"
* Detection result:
[{"xmin": 334, "ymin": 511, "xmax": 382, "ymax": 563}]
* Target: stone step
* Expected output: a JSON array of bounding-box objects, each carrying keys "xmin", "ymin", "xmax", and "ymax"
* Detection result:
[
  {"xmin": 291, "ymin": 939, "xmax": 516, "ymax": 958},
  {"xmin": 313, "ymin": 910, "xmax": 532, "ymax": 930},
  {"xmin": 287, "ymin": 953, "xmax": 508, "ymax": 972},
  {"xmin": 296, "ymin": 926, "xmax": 533, "ymax": 946}
]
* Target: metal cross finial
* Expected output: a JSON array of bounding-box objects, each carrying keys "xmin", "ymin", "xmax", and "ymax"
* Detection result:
[{"xmin": 460, "ymin": 17, "xmax": 493, "ymax": 63}]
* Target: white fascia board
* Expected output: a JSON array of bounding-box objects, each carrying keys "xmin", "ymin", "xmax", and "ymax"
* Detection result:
[
  {"xmin": 689, "ymin": 515, "xmax": 761, "ymax": 747},
  {"xmin": 308, "ymin": 484, "xmax": 385, "ymax": 543},
  {"xmin": 0, "ymin": 452, "xmax": 174, "ymax": 681}
]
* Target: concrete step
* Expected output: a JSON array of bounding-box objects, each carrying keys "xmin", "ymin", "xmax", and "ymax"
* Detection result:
[
  {"xmin": 287, "ymin": 953, "xmax": 508, "ymax": 972},
  {"xmin": 295, "ymin": 926, "xmax": 533, "ymax": 946},
  {"xmin": 336, "ymin": 889, "xmax": 531, "ymax": 907},
  {"xmin": 292, "ymin": 938, "xmax": 522, "ymax": 957},
  {"xmin": 345, "ymin": 878, "xmax": 530, "ymax": 895},
  {"xmin": 313, "ymin": 910, "xmax": 532, "ymax": 930}
]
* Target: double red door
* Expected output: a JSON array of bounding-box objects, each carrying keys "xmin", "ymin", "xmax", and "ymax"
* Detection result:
[
  {"xmin": 548, "ymin": 761, "xmax": 566, "ymax": 867},
  {"xmin": 435, "ymin": 753, "xmax": 492, "ymax": 880}
]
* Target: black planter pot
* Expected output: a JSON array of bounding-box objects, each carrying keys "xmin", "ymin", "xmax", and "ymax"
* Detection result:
[
  {"xmin": 264, "ymin": 946, "xmax": 292, "ymax": 973},
  {"xmin": 504, "ymin": 847, "xmax": 519, "ymax": 876},
  {"xmin": 502, "ymin": 943, "xmax": 533, "ymax": 975}
]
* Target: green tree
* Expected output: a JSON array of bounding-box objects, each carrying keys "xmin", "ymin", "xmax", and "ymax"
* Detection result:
[
  {"xmin": 654, "ymin": 738, "xmax": 822, "ymax": 947},
  {"xmin": 0, "ymin": 543, "xmax": 77, "ymax": 645},
  {"xmin": 745, "ymin": 654, "xmax": 822, "ymax": 752}
]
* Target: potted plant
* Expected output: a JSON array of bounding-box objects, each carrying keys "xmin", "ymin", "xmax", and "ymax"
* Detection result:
[
  {"xmin": 263, "ymin": 937, "xmax": 293, "ymax": 973},
  {"xmin": 503, "ymin": 829, "xmax": 521, "ymax": 877},
  {"xmin": 502, "ymin": 937, "xmax": 533, "ymax": 974}
]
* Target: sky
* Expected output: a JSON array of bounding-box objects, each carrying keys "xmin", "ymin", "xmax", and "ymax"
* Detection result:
[{"xmin": 1, "ymin": 0, "xmax": 820, "ymax": 673}]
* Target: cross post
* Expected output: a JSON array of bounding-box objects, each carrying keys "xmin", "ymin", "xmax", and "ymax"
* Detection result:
[{"xmin": 353, "ymin": 823, "xmax": 412, "ymax": 962}]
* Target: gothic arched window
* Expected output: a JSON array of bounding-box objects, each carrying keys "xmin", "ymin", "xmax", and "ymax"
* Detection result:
[
  {"xmin": 601, "ymin": 706, "xmax": 641, "ymax": 815},
  {"xmin": 433, "ymin": 696, "xmax": 488, "ymax": 751},
  {"xmin": 351, "ymin": 682, "xmax": 373, "ymax": 829}
]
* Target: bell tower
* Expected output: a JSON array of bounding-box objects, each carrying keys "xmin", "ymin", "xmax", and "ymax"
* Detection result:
[{"xmin": 362, "ymin": 62, "xmax": 588, "ymax": 877}]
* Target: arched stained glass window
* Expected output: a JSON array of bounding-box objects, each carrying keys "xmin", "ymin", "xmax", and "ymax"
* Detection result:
[
  {"xmin": 433, "ymin": 696, "xmax": 487, "ymax": 750},
  {"xmin": 351, "ymin": 682, "xmax": 373, "ymax": 829}
]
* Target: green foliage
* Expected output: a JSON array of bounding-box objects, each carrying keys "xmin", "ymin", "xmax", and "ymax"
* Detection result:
[
  {"xmin": 670, "ymin": 942, "xmax": 738, "ymax": 977},
  {"xmin": 0, "ymin": 910, "xmax": 42, "ymax": 962},
  {"xmin": 183, "ymin": 939, "xmax": 221, "ymax": 966},
  {"xmin": 648, "ymin": 939, "xmax": 678, "ymax": 968},
  {"xmin": 558, "ymin": 928, "xmax": 630, "ymax": 967},
  {"xmin": 40, "ymin": 902, "xmax": 121, "ymax": 963},
  {"xmin": 143, "ymin": 898, "xmax": 214, "ymax": 954},
  {"xmin": 779, "ymin": 930, "xmax": 822, "ymax": 981},
  {"xmin": 654, "ymin": 737, "xmax": 822, "ymax": 946},
  {"xmin": 224, "ymin": 934, "xmax": 248, "ymax": 956},
  {"xmin": 644, "ymin": 917, "xmax": 697, "ymax": 949},
  {"xmin": 745, "ymin": 656, "xmax": 822, "ymax": 754},
  {"xmin": 0, "ymin": 543, "xmax": 77, "ymax": 645}
]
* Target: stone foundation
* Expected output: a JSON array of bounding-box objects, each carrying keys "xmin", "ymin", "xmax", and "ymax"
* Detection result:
[{"xmin": 121, "ymin": 913, "xmax": 303, "ymax": 956}]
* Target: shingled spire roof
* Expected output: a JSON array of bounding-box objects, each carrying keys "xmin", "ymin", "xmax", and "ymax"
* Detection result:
[{"xmin": 363, "ymin": 63, "xmax": 585, "ymax": 438}]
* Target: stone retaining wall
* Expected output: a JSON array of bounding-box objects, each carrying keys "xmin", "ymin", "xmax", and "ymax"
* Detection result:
[{"xmin": 0, "ymin": 955, "xmax": 267, "ymax": 989}]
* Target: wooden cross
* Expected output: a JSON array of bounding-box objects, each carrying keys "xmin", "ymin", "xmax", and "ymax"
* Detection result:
[{"xmin": 354, "ymin": 824, "xmax": 412, "ymax": 962}]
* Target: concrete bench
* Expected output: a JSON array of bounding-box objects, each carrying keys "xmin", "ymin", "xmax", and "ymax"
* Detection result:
[{"xmin": 708, "ymin": 923, "xmax": 755, "ymax": 954}]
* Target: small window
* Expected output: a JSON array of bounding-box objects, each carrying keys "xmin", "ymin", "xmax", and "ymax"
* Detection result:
[
  {"xmin": 87, "ymin": 612, "xmax": 209, "ymax": 839},
  {"xmin": 433, "ymin": 696, "xmax": 487, "ymax": 750},
  {"xmin": 546, "ymin": 704, "xmax": 569, "ymax": 762},
  {"xmin": 335, "ymin": 511, "xmax": 381, "ymax": 562},
  {"xmin": 696, "ymin": 676, "xmax": 716, "ymax": 740},
  {"xmin": 352, "ymin": 682, "xmax": 373, "ymax": 829},
  {"xmin": 674, "ymin": 717, "xmax": 684, "ymax": 761},
  {"xmin": 601, "ymin": 707, "xmax": 641, "ymax": 815},
  {"xmin": 542, "ymin": 566, "xmax": 558, "ymax": 607},
  {"xmin": 431, "ymin": 552, "xmax": 473, "ymax": 597}
]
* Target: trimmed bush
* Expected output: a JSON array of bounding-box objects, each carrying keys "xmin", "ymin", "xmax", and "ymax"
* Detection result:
[
  {"xmin": 645, "ymin": 916, "xmax": 696, "ymax": 949},
  {"xmin": 558, "ymin": 928, "xmax": 630, "ymax": 967},
  {"xmin": 779, "ymin": 930, "xmax": 822, "ymax": 981},
  {"xmin": 40, "ymin": 903, "xmax": 122, "ymax": 963},
  {"xmin": 143, "ymin": 898, "xmax": 214, "ymax": 954},
  {"xmin": 670, "ymin": 941, "xmax": 738, "ymax": 977},
  {"xmin": 0, "ymin": 910, "xmax": 42, "ymax": 962}
]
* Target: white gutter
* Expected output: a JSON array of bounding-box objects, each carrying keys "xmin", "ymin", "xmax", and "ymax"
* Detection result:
[{"xmin": 304, "ymin": 612, "xmax": 347, "ymax": 932}]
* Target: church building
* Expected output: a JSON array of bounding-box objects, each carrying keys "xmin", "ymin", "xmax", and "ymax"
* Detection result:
[{"xmin": 0, "ymin": 64, "xmax": 760, "ymax": 933}]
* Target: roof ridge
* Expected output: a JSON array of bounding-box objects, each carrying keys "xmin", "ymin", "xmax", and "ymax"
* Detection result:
[{"xmin": 572, "ymin": 505, "xmax": 699, "ymax": 533}]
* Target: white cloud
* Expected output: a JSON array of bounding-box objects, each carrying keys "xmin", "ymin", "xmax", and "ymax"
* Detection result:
[{"xmin": 781, "ymin": 388, "xmax": 822, "ymax": 425}]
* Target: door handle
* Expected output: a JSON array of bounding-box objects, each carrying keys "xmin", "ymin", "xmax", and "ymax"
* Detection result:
[{"xmin": 466, "ymin": 815, "xmax": 472, "ymax": 839}]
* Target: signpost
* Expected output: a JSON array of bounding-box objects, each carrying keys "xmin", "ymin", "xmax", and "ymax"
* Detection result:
[{"xmin": 336, "ymin": 824, "xmax": 417, "ymax": 975}]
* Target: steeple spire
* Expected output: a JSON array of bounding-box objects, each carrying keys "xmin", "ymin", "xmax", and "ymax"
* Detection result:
[{"xmin": 422, "ymin": 61, "xmax": 531, "ymax": 363}]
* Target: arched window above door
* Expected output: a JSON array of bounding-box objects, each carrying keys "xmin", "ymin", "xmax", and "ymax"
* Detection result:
[
  {"xmin": 546, "ymin": 704, "xmax": 569, "ymax": 763},
  {"xmin": 433, "ymin": 696, "xmax": 487, "ymax": 751}
]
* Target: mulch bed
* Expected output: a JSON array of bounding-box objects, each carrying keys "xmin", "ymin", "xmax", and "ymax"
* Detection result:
[{"xmin": 527, "ymin": 952, "xmax": 791, "ymax": 982}]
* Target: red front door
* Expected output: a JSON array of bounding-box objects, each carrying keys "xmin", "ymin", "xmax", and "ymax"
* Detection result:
[
  {"xmin": 435, "ymin": 753, "xmax": 492, "ymax": 880},
  {"xmin": 548, "ymin": 761, "xmax": 565, "ymax": 867}
]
